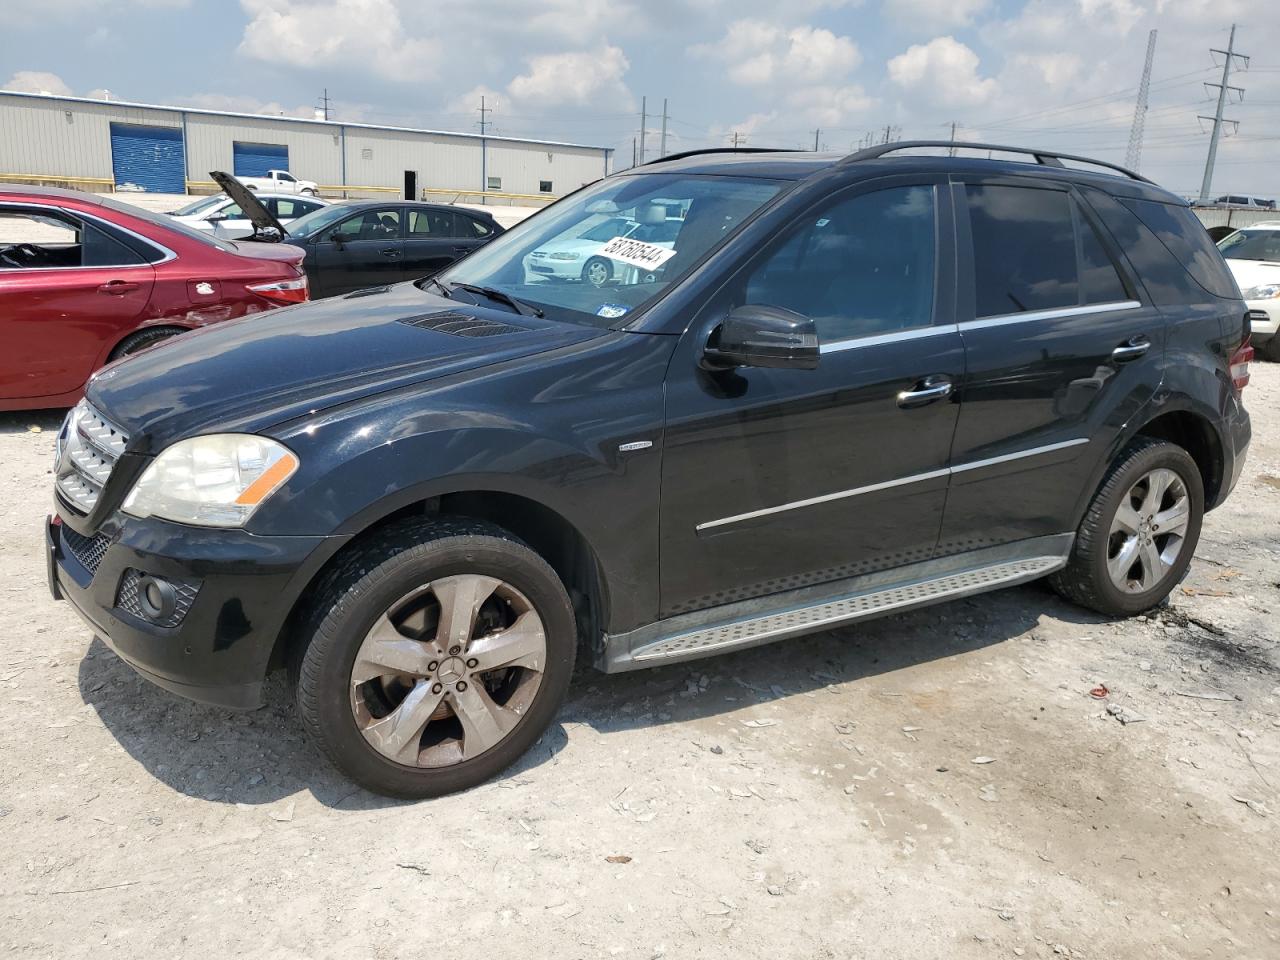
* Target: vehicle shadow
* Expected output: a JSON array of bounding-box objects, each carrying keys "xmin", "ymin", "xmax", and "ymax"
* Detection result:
[
  {"xmin": 0, "ymin": 409, "xmax": 65, "ymax": 435},
  {"xmin": 77, "ymin": 583, "xmax": 1114, "ymax": 810}
]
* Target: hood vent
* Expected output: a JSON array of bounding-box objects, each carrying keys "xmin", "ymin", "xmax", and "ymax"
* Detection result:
[
  {"xmin": 397, "ymin": 311, "xmax": 527, "ymax": 338},
  {"xmin": 344, "ymin": 286, "xmax": 391, "ymax": 299}
]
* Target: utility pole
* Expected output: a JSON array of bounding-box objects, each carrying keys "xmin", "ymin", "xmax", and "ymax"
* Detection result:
[
  {"xmin": 659, "ymin": 98, "xmax": 669, "ymax": 158},
  {"xmin": 812, "ymin": 128, "xmax": 821, "ymax": 151},
  {"xmin": 478, "ymin": 95, "xmax": 493, "ymax": 204},
  {"xmin": 631, "ymin": 137, "xmax": 636, "ymax": 168},
  {"xmin": 317, "ymin": 88, "xmax": 332, "ymax": 121},
  {"xmin": 880, "ymin": 125, "xmax": 898, "ymax": 145},
  {"xmin": 729, "ymin": 131, "xmax": 746, "ymax": 149},
  {"xmin": 1199, "ymin": 23, "xmax": 1248, "ymax": 203},
  {"xmin": 639, "ymin": 97, "xmax": 647, "ymax": 164},
  {"xmin": 1125, "ymin": 30, "xmax": 1158, "ymax": 173},
  {"xmin": 948, "ymin": 121, "xmax": 957, "ymax": 156}
]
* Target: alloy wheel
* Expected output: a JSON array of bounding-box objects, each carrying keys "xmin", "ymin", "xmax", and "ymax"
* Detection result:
[
  {"xmin": 1106, "ymin": 467, "xmax": 1190, "ymax": 594},
  {"xmin": 349, "ymin": 575, "xmax": 547, "ymax": 767},
  {"xmin": 585, "ymin": 261, "xmax": 609, "ymax": 286}
]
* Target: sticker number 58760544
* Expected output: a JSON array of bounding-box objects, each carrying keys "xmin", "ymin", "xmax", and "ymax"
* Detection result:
[{"xmin": 597, "ymin": 236, "xmax": 677, "ymax": 272}]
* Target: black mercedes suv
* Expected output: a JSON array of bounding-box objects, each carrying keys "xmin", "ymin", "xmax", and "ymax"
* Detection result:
[{"xmin": 47, "ymin": 142, "xmax": 1253, "ymax": 797}]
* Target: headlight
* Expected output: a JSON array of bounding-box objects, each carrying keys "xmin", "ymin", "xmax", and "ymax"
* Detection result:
[
  {"xmin": 549, "ymin": 252, "xmax": 581, "ymax": 261},
  {"xmin": 123, "ymin": 434, "xmax": 299, "ymax": 527},
  {"xmin": 1243, "ymin": 283, "xmax": 1280, "ymax": 300}
]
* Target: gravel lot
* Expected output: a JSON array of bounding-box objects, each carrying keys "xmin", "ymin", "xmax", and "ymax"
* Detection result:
[{"xmin": 1, "ymin": 364, "xmax": 1277, "ymax": 959}]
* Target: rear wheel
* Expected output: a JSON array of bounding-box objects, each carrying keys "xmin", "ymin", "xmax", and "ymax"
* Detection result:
[
  {"xmin": 293, "ymin": 517, "xmax": 576, "ymax": 798},
  {"xmin": 1050, "ymin": 438, "xmax": 1203, "ymax": 616},
  {"xmin": 108, "ymin": 326, "xmax": 185, "ymax": 361},
  {"xmin": 302, "ymin": 188, "xmax": 317, "ymax": 197},
  {"xmin": 1257, "ymin": 337, "xmax": 1280, "ymax": 363}
]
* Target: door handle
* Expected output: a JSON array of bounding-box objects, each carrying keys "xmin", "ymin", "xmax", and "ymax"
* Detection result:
[
  {"xmin": 98, "ymin": 280, "xmax": 140, "ymax": 295},
  {"xmin": 380, "ymin": 248, "xmax": 402, "ymax": 259},
  {"xmin": 452, "ymin": 245, "xmax": 471, "ymax": 253},
  {"xmin": 1112, "ymin": 337, "xmax": 1151, "ymax": 362},
  {"xmin": 897, "ymin": 377, "xmax": 954, "ymax": 409}
]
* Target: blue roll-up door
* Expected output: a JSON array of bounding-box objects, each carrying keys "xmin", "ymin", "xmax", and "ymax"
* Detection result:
[
  {"xmin": 109, "ymin": 123, "xmax": 185, "ymax": 193},
  {"xmin": 233, "ymin": 142, "xmax": 289, "ymax": 177}
]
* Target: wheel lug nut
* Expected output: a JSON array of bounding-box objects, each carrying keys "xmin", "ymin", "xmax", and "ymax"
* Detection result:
[
  {"xmin": 456, "ymin": 680, "xmax": 468, "ymax": 692},
  {"xmin": 466, "ymin": 658, "xmax": 478, "ymax": 669},
  {"xmin": 428, "ymin": 661, "xmax": 439, "ymax": 672},
  {"xmin": 449, "ymin": 645, "xmax": 461, "ymax": 656},
  {"xmin": 431, "ymin": 682, "xmax": 442, "ymax": 694}
]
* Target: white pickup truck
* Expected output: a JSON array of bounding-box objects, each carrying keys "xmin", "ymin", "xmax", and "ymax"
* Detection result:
[{"xmin": 238, "ymin": 169, "xmax": 319, "ymax": 196}]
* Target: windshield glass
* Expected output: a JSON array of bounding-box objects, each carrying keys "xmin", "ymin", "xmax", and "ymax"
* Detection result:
[
  {"xmin": 286, "ymin": 203, "xmax": 354, "ymax": 239},
  {"xmin": 432, "ymin": 173, "xmax": 785, "ymax": 327},
  {"xmin": 1218, "ymin": 229, "xmax": 1280, "ymax": 262},
  {"xmin": 171, "ymin": 194, "xmax": 227, "ymax": 217}
]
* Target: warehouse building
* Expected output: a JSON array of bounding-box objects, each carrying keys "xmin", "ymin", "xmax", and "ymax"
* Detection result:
[{"xmin": 0, "ymin": 90, "xmax": 612, "ymax": 203}]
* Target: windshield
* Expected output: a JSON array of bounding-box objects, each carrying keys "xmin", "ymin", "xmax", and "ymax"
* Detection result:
[
  {"xmin": 286, "ymin": 203, "xmax": 353, "ymax": 240},
  {"xmin": 171, "ymin": 194, "xmax": 227, "ymax": 217},
  {"xmin": 432, "ymin": 173, "xmax": 785, "ymax": 327},
  {"xmin": 1218, "ymin": 229, "xmax": 1280, "ymax": 262}
]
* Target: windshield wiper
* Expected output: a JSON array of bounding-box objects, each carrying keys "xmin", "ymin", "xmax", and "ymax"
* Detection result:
[
  {"xmin": 454, "ymin": 282, "xmax": 545, "ymax": 318},
  {"xmin": 423, "ymin": 276, "xmax": 452, "ymax": 298}
]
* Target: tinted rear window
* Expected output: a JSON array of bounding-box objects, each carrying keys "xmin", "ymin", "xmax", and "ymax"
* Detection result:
[
  {"xmin": 1120, "ymin": 199, "xmax": 1239, "ymax": 299},
  {"xmin": 967, "ymin": 184, "xmax": 1078, "ymax": 317}
]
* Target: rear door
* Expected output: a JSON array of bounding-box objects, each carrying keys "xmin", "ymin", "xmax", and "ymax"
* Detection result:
[
  {"xmin": 403, "ymin": 208, "xmax": 461, "ymax": 280},
  {"xmin": 938, "ymin": 177, "xmax": 1165, "ymax": 553},
  {"xmin": 658, "ymin": 177, "xmax": 963, "ymax": 616},
  {"xmin": 310, "ymin": 206, "xmax": 404, "ymax": 296},
  {"xmin": 0, "ymin": 204, "xmax": 155, "ymax": 400}
]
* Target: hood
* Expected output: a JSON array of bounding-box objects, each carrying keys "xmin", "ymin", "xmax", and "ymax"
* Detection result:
[
  {"xmin": 1225, "ymin": 257, "xmax": 1280, "ymax": 293},
  {"xmin": 86, "ymin": 282, "xmax": 604, "ymax": 453},
  {"xmin": 210, "ymin": 171, "xmax": 285, "ymax": 241}
]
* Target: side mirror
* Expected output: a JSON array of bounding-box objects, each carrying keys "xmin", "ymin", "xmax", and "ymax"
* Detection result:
[
  {"xmin": 701, "ymin": 305, "xmax": 820, "ymax": 371},
  {"xmin": 329, "ymin": 231, "xmax": 346, "ymax": 249},
  {"xmin": 206, "ymin": 213, "xmax": 226, "ymax": 224}
]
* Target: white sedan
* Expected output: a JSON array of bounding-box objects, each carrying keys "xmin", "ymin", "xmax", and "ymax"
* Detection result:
[
  {"xmin": 167, "ymin": 193, "xmax": 330, "ymax": 240},
  {"xmin": 523, "ymin": 215, "xmax": 682, "ymax": 286}
]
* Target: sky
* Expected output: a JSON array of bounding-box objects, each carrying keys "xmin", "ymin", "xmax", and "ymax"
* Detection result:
[{"xmin": 1, "ymin": 0, "xmax": 1277, "ymax": 199}]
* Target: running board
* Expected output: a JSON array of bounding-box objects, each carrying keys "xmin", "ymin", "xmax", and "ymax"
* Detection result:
[{"xmin": 598, "ymin": 534, "xmax": 1072, "ymax": 673}]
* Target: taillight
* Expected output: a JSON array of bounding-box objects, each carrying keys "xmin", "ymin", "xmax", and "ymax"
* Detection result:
[
  {"xmin": 247, "ymin": 275, "xmax": 308, "ymax": 305},
  {"xmin": 1229, "ymin": 335, "xmax": 1253, "ymax": 392}
]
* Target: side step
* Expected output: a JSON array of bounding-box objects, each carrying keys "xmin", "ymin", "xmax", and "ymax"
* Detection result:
[{"xmin": 598, "ymin": 535, "xmax": 1072, "ymax": 672}]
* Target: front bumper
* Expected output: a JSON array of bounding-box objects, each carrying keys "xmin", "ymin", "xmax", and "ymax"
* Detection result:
[
  {"xmin": 1247, "ymin": 301, "xmax": 1278, "ymax": 342},
  {"xmin": 47, "ymin": 513, "xmax": 340, "ymax": 710}
]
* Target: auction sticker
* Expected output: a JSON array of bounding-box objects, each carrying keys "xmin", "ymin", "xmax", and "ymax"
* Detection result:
[
  {"xmin": 597, "ymin": 236, "xmax": 677, "ymax": 271},
  {"xmin": 596, "ymin": 303, "xmax": 630, "ymax": 319}
]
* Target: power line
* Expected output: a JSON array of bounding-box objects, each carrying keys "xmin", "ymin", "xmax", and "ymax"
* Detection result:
[
  {"xmin": 1199, "ymin": 23, "xmax": 1249, "ymax": 202},
  {"xmin": 729, "ymin": 131, "xmax": 747, "ymax": 148}
]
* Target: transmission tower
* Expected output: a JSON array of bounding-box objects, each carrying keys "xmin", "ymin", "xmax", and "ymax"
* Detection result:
[
  {"xmin": 1125, "ymin": 30, "xmax": 1157, "ymax": 172},
  {"xmin": 1198, "ymin": 23, "xmax": 1248, "ymax": 203}
]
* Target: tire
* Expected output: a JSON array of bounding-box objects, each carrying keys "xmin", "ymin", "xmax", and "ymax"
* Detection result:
[
  {"xmin": 582, "ymin": 257, "xmax": 612, "ymax": 287},
  {"xmin": 108, "ymin": 326, "xmax": 185, "ymax": 362},
  {"xmin": 292, "ymin": 517, "xmax": 576, "ymax": 798},
  {"xmin": 302, "ymin": 188, "xmax": 317, "ymax": 197},
  {"xmin": 1049, "ymin": 437, "xmax": 1204, "ymax": 617},
  {"xmin": 1257, "ymin": 337, "xmax": 1280, "ymax": 363}
]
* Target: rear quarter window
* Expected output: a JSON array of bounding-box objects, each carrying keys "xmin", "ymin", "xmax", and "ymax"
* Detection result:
[{"xmin": 1120, "ymin": 198, "xmax": 1240, "ymax": 300}]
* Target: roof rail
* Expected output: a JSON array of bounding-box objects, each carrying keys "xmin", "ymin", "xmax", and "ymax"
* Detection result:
[
  {"xmin": 842, "ymin": 141, "xmax": 1154, "ymax": 184},
  {"xmin": 641, "ymin": 147, "xmax": 792, "ymax": 167}
]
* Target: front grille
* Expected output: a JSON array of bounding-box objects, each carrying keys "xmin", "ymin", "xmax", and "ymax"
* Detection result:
[
  {"xmin": 397, "ymin": 311, "xmax": 527, "ymax": 338},
  {"xmin": 115, "ymin": 569, "xmax": 200, "ymax": 629},
  {"xmin": 61, "ymin": 526, "xmax": 111, "ymax": 574},
  {"xmin": 54, "ymin": 402, "xmax": 129, "ymax": 515}
]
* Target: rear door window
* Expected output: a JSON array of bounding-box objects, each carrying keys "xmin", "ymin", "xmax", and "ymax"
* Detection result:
[
  {"xmin": 408, "ymin": 209, "xmax": 454, "ymax": 237},
  {"xmin": 966, "ymin": 184, "xmax": 1078, "ymax": 317}
]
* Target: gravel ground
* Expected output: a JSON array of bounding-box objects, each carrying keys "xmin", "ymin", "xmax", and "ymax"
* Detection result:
[{"xmin": 1, "ymin": 366, "xmax": 1277, "ymax": 959}]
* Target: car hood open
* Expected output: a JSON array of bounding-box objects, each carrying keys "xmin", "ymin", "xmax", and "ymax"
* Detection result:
[
  {"xmin": 86, "ymin": 282, "xmax": 603, "ymax": 454},
  {"xmin": 210, "ymin": 170, "xmax": 286, "ymax": 241}
]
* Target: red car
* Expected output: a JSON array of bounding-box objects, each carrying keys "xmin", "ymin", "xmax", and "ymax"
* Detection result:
[{"xmin": 0, "ymin": 186, "xmax": 309, "ymax": 411}]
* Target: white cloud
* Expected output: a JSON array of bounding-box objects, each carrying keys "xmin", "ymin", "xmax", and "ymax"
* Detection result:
[
  {"xmin": 692, "ymin": 20, "xmax": 861, "ymax": 86},
  {"xmin": 506, "ymin": 46, "xmax": 632, "ymax": 107},
  {"xmin": 882, "ymin": 0, "xmax": 991, "ymax": 30},
  {"xmin": 237, "ymin": 0, "xmax": 439, "ymax": 83},
  {"xmin": 3, "ymin": 71, "xmax": 73, "ymax": 96},
  {"xmin": 888, "ymin": 36, "xmax": 998, "ymax": 107},
  {"xmin": 180, "ymin": 92, "xmax": 320, "ymax": 119}
]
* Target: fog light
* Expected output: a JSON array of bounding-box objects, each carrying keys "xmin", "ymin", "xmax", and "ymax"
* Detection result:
[{"xmin": 137, "ymin": 575, "xmax": 178, "ymax": 622}]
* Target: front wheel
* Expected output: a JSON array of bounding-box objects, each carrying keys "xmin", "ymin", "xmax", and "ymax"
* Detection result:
[
  {"xmin": 1049, "ymin": 437, "xmax": 1203, "ymax": 616},
  {"xmin": 582, "ymin": 257, "xmax": 612, "ymax": 287},
  {"xmin": 293, "ymin": 518, "xmax": 576, "ymax": 798}
]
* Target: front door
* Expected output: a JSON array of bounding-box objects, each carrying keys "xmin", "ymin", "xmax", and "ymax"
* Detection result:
[
  {"xmin": 937, "ymin": 178, "xmax": 1166, "ymax": 553},
  {"xmin": 658, "ymin": 178, "xmax": 962, "ymax": 618},
  {"xmin": 310, "ymin": 206, "xmax": 404, "ymax": 297}
]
